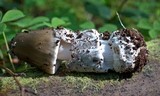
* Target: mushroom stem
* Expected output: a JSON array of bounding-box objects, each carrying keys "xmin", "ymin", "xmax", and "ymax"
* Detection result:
[
  {"xmin": 66, "ymin": 29, "xmax": 115, "ymax": 72},
  {"xmin": 100, "ymin": 40, "xmax": 114, "ymax": 69}
]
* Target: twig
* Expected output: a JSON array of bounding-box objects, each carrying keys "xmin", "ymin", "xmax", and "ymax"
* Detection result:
[
  {"xmin": 116, "ymin": 12, "xmax": 126, "ymax": 29},
  {"xmin": 2, "ymin": 31, "xmax": 15, "ymax": 71},
  {"xmin": 0, "ymin": 63, "xmax": 37, "ymax": 96},
  {"xmin": 0, "ymin": 64, "xmax": 17, "ymax": 76}
]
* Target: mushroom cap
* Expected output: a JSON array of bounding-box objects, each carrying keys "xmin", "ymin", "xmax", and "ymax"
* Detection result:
[
  {"xmin": 108, "ymin": 28, "xmax": 148, "ymax": 73},
  {"xmin": 10, "ymin": 28, "xmax": 61, "ymax": 74}
]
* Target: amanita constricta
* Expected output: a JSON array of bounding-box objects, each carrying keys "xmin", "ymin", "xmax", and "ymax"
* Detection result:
[{"xmin": 10, "ymin": 27, "xmax": 148, "ymax": 74}]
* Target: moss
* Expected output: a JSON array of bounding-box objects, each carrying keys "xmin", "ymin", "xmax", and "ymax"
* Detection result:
[
  {"xmin": 141, "ymin": 39, "xmax": 160, "ymax": 76},
  {"xmin": 0, "ymin": 69, "xmax": 130, "ymax": 94},
  {"xmin": 146, "ymin": 39, "xmax": 160, "ymax": 60},
  {"xmin": 62, "ymin": 72, "xmax": 122, "ymax": 91},
  {"xmin": 0, "ymin": 68, "xmax": 50, "ymax": 93},
  {"xmin": 1, "ymin": 75, "xmax": 49, "ymax": 92}
]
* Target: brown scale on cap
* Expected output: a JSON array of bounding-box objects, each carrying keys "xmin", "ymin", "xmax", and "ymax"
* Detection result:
[
  {"xmin": 102, "ymin": 31, "xmax": 110, "ymax": 40},
  {"xmin": 118, "ymin": 28, "xmax": 148, "ymax": 72},
  {"xmin": 76, "ymin": 33, "xmax": 83, "ymax": 39},
  {"xmin": 66, "ymin": 34, "xmax": 74, "ymax": 38},
  {"xmin": 134, "ymin": 48, "xmax": 148, "ymax": 72},
  {"xmin": 119, "ymin": 29, "xmax": 146, "ymax": 49}
]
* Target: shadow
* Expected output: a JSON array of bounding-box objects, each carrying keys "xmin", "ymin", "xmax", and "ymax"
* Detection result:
[
  {"xmin": 0, "ymin": 64, "xmax": 133, "ymax": 81},
  {"xmin": 54, "ymin": 66, "xmax": 133, "ymax": 81},
  {"xmin": 0, "ymin": 78, "xmax": 2, "ymax": 90}
]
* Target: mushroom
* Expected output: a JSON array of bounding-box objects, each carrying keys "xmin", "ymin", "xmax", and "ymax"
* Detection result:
[{"xmin": 10, "ymin": 27, "xmax": 148, "ymax": 74}]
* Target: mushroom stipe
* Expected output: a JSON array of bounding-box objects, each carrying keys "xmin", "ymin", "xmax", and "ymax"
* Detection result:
[{"xmin": 10, "ymin": 27, "xmax": 148, "ymax": 74}]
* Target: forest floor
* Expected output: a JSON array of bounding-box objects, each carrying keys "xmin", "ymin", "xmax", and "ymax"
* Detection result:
[{"xmin": 0, "ymin": 39, "xmax": 160, "ymax": 96}]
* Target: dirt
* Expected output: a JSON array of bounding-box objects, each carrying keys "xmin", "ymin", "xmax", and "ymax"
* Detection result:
[
  {"xmin": 1, "ymin": 58, "xmax": 159, "ymax": 96},
  {"xmin": 1, "ymin": 39, "xmax": 160, "ymax": 96}
]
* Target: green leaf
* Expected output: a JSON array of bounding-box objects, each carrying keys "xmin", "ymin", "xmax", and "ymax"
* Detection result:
[
  {"xmin": 153, "ymin": 21, "xmax": 160, "ymax": 31},
  {"xmin": 51, "ymin": 17, "xmax": 66, "ymax": 28},
  {"xmin": 11, "ymin": 16, "xmax": 49, "ymax": 28},
  {"xmin": 98, "ymin": 6, "xmax": 111, "ymax": 19},
  {"xmin": 84, "ymin": 1, "xmax": 111, "ymax": 19},
  {"xmin": 0, "ymin": 49, "xmax": 3, "ymax": 59},
  {"xmin": 86, "ymin": 0, "xmax": 106, "ymax": 5},
  {"xmin": 28, "ymin": 22, "xmax": 48, "ymax": 30},
  {"xmin": 0, "ymin": 11, "xmax": 2, "ymax": 21},
  {"xmin": 15, "ymin": 63, "xmax": 28, "ymax": 72},
  {"xmin": 1, "ymin": 9, "xmax": 25, "ymax": 23},
  {"xmin": 80, "ymin": 21, "xmax": 95, "ymax": 29},
  {"xmin": 29, "ymin": 16, "xmax": 49, "ymax": 26},
  {"xmin": 137, "ymin": 19, "xmax": 152, "ymax": 30},
  {"xmin": 44, "ymin": 22, "xmax": 52, "ymax": 27},
  {"xmin": 11, "ymin": 17, "xmax": 32, "ymax": 27},
  {"xmin": 0, "ymin": 23, "xmax": 7, "ymax": 34},
  {"xmin": 4, "ymin": 31, "xmax": 16, "ymax": 40},
  {"xmin": 98, "ymin": 24, "xmax": 117, "ymax": 33},
  {"xmin": 149, "ymin": 29, "xmax": 158, "ymax": 39},
  {"xmin": 85, "ymin": 2, "xmax": 98, "ymax": 16}
]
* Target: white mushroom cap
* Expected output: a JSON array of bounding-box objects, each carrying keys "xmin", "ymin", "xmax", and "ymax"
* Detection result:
[
  {"xmin": 107, "ymin": 28, "xmax": 148, "ymax": 72},
  {"xmin": 108, "ymin": 30, "xmax": 138, "ymax": 72}
]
